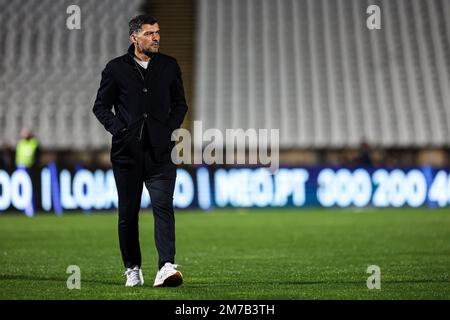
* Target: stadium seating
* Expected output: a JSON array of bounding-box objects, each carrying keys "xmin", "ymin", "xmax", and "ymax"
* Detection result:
[
  {"xmin": 195, "ymin": 0, "xmax": 450, "ymax": 148},
  {"xmin": 0, "ymin": 0, "xmax": 449, "ymax": 149},
  {"xmin": 0, "ymin": 0, "xmax": 142, "ymax": 149}
]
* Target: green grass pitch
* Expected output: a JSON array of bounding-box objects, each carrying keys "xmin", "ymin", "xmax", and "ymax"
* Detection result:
[{"xmin": 0, "ymin": 208, "xmax": 449, "ymax": 299}]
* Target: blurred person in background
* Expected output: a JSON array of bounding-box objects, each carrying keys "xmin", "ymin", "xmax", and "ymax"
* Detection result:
[
  {"xmin": 356, "ymin": 141, "xmax": 373, "ymax": 167},
  {"xmin": 93, "ymin": 15, "xmax": 188, "ymax": 288},
  {"xmin": 15, "ymin": 128, "xmax": 40, "ymax": 169},
  {"xmin": 15, "ymin": 127, "xmax": 41, "ymax": 216}
]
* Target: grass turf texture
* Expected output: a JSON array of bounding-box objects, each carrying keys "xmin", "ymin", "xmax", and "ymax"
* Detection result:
[{"xmin": 0, "ymin": 208, "xmax": 449, "ymax": 299}]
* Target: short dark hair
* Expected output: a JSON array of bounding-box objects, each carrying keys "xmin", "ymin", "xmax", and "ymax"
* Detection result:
[{"xmin": 129, "ymin": 15, "xmax": 158, "ymax": 36}]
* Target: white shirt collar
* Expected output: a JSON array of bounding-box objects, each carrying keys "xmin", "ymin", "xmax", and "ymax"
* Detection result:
[{"xmin": 134, "ymin": 57, "xmax": 149, "ymax": 69}]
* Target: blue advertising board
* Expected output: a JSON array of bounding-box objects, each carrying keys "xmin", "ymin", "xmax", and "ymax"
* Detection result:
[{"xmin": 0, "ymin": 165, "xmax": 449, "ymax": 214}]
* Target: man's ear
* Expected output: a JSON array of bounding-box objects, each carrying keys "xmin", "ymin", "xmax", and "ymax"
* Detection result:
[{"xmin": 130, "ymin": 33, "xmax": 137, "ymax": 44}]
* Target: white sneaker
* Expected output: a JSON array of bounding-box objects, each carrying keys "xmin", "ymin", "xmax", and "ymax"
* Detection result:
[
  {"xmin": 153, "ymin": 262, "xmax": 183, "ymax": 287},
  {"xmin": 124, "ymin": 266, "xmax": 144, "ymax": 287}
]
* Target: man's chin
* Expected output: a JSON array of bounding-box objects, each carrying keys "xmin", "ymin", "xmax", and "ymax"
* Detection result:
[{"xmin": 143, "ymin": 48, "xmax": 159, "ymax": 57}]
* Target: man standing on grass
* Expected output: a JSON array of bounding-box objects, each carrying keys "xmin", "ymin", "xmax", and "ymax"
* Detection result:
[{"xmin": 93, "ymin": 15, "xmax": 188, "ymax": 287}]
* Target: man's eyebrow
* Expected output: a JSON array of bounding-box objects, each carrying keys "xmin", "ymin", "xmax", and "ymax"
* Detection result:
[{"xmin": 144, "ymin": 30, "xmax": 160, "ymax": 34}]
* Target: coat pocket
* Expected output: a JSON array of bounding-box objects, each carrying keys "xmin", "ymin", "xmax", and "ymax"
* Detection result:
[{"xmin": 111, "ymin": 128, "xmax": 134, "ymax": 165}]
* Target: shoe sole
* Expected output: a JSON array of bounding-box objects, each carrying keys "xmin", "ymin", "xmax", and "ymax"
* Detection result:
[
  {"xmin": 125, "ymin": 282, "xmax": 143, "ymax": 287},
  {"xmin": 154, "ymin": 271, "xmax": 183, "ymax": 288}
]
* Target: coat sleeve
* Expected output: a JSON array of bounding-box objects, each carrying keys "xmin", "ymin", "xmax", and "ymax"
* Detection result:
[
  {"xmin": 92, "ymin": 62, "xmax": 126, "ymax": 136},
  {"xmin": 167, "ymin": 60, "xmax": 188, "ymax": 131}
]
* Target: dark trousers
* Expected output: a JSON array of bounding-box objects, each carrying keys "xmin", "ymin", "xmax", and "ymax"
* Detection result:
[{"xmin": 112, "ymin": 136, "xmax": 176, "ymax": 270}]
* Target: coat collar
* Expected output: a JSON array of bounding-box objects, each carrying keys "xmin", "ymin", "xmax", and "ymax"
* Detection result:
[
  {"xmin": 126, "ymin": 44, "xmax": 161, "ymax": 83},
  {"xmin": 126, "ymin": 44, "xmax": 159, "ymax": 63}
]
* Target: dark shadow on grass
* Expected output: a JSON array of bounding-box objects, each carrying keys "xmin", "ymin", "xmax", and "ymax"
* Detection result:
[
  {"xmin": 0, "ymin": 274, "xmax": 121, "ymax": 286},
  {"xmin": 185, "ymin": 279, "xmax": 450, "ymax": 287},
  {"xmin": 2, "ymin": 274, "xmax": 447, "ymax": 288}
]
